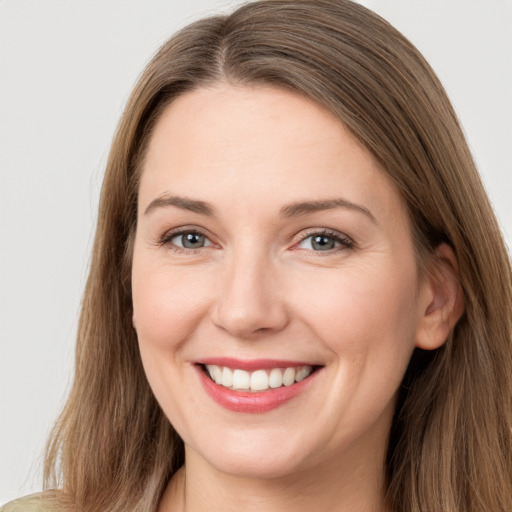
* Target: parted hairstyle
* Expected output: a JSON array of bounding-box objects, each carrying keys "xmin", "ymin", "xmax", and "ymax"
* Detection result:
[{"xmin": 43, "ymin": 1, "xmax": 512, "ymax": 511}]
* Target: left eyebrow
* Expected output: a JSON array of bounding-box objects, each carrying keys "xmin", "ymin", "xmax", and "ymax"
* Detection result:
[{"xmin": 280, "ymin": 198, "xmax": 376, "ymax": 223}]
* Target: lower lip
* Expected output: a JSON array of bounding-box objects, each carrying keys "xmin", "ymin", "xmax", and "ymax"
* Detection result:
[{"xmin": 196, "ymin": 366, "xmax": 318, "ymax": 413}]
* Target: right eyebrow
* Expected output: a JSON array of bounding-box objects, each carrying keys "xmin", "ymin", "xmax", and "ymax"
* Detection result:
[{"xmin": 144, "ymin": 194, "xmax": 215, "ymax": 216}]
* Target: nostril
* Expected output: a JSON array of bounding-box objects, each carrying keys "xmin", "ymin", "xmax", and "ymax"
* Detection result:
[{"xmin": 211, "ymin": 304, "xmax": 289, "ymax": 338}]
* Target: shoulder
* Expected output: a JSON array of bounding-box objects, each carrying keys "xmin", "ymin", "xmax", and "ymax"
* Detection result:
[{"xmin": 1, "ymin": 494, "xmax": 54, "ymax": 512}]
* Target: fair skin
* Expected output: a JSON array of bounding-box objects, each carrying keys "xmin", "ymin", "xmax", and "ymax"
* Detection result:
[{"xmin": 131, "ymin": 84, "xmax": 462, "ymax": 512}]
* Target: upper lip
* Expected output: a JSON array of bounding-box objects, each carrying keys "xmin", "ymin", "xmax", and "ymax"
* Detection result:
[{"xmin": 197, "ymin": 357, "xmax": 322, "ymax": 372}]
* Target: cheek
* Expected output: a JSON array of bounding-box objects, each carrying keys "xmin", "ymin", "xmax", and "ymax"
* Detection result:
[
  {"xmin": 132, "ymin": 259, "xmax": 212, "ymax": 347},
  {"xmin": 288, "ymin": 258, "xmax": 420, "ymax": 443},
  {"xmin": 291, "ymin": 256, "xmax": 420, "ymax": 368},
  {"xmin": 131, "ymin": 259, "xmax": 214, "ymax": 430}
]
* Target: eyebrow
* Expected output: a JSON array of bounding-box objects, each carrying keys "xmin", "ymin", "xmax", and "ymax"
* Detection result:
[
  {"xmin": 144, "ymin": 194, "xmax": 375, "ymax": 223},
  {"xmin": 144, "ymin": 194, "xmax": 214, "ymax": 216},
  {"xmin": 280, "ymin": 198, "xmax": 376, "ymax": 223}
]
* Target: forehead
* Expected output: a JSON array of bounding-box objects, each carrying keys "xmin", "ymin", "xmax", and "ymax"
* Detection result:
[{"xmin": 139, "ymin": 83, "xmax": 405, "ymax": 224}]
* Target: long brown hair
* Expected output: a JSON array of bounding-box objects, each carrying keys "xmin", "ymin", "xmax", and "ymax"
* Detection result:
[{"xmin": 43, "ymin": 1, "xmax": 512, "ymax": 511}]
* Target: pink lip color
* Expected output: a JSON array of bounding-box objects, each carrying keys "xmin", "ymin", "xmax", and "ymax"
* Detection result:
[
  {"xmin": 199, "ymin": 357, "xmax": 315, "ymax": 371},
  {"xmin": 195, "ymin": 363, "xmax": 319, "ymax": 414}
]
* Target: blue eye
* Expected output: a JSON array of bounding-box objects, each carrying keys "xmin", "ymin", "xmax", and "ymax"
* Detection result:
[
  {"xmin": 169, "ymin": 231, "xmax": 212, "ymax": 249},
  {"xmin": 297, "ymin": 231, "xmax": 352, "ymax": 251}
]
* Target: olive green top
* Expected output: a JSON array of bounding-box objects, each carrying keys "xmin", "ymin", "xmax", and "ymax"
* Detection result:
[{"xmin": 0, "ymin": 494, "xmax": 50, "ymax": 512}]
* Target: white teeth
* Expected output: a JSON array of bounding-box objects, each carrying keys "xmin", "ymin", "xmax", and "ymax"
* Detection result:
[
  {"xmin": 205, "ymin": 364, "xmax": 314, "ymax": 392},
  {"xmin": 282, "ymin": 367, "xmax": 296, "ymax": 386},
  {"xmin": 222, "ymin": 367, "xmax": 233, "ymax": 388},
  {"xmin": 250, "ymin": 370, "xmax": 269, "ymax": 391},
  {"xmin": 232, "ymin": 369, "xmax": 250, "ymax": 390},
  {"xmin": 269, "ymin": 368, "xmax": 283, "ymax": 388},
  {"xmin": 295, "ymin": 367, "xmax": 310, "ymax": 382},
  {"xmin": 206, "ymin": 365, "xmax": 223, "ymax": 385}
]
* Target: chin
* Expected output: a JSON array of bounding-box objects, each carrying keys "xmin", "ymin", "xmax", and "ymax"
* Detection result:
[
  {"xmin": 205, "ymin": 449, "xmax": 308, "ymax": 480},
  {"xmin": 185, "ymin": 427, "xmax": 316, "ymax": 480}
]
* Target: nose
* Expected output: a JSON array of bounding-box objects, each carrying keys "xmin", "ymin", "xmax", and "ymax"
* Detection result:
[{"xmin": 211, "ymin": 249, "xmax": 289, "ymax": 339}]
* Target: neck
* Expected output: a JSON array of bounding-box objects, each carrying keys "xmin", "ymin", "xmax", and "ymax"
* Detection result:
[{"xmin": 159, "ymin": 443, "xmax": 391, "ymax": 512}]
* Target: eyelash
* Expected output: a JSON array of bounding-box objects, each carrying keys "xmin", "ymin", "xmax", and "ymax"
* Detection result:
[
  {"xmin": 158, "ymin": 228, "xmax": 212, "ymax": 254},
  {"xmin": 158, "ymin": 227, "xmax": 355, "ymax": 254},
  {"xmin": 294, "ymin": 229, "xmax": 355, "ymax": 252}
]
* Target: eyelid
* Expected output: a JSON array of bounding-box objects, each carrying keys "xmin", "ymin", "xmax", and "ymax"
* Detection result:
[
  {"xmin": 156, "ymin": 226, "xmax": 354, "ymax": 253},
  {"xmin": 292, "ymin": 228, "xmax": 355, "ymax": 251},
  {"xmin": 158, "ymin": 226, "xmax": 216, "ymax": 251}
]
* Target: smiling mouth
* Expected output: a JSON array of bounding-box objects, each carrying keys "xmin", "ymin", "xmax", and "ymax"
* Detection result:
[{"xmin": 201, "ymin": 364, "xmax": 319, "ymax": 392}]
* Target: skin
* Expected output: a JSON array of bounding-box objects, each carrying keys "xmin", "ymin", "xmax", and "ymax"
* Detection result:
[{"xmin": 131, "ymin": 84, "xmax": 463, "ymax": 511}]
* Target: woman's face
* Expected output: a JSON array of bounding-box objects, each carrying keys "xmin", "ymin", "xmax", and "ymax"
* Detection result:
[{"xmin": 132, "ymin": 84, "xmax": 432, "ymax": 479}]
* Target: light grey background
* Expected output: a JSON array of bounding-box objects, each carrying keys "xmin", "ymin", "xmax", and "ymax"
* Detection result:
[{"xmin": 1, "ymin": 0, "xmax": 510, "ymax": 504}]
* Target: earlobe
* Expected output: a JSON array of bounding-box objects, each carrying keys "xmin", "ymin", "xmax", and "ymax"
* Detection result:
[{"xmin": 415, "ymin": 244, "xmax": 465, "ymax": 350}]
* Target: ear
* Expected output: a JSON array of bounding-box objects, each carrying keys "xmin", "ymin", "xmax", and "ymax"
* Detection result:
[{"xmin": 415, "ymin": 243, "xmax": 465, "ymax": 350}]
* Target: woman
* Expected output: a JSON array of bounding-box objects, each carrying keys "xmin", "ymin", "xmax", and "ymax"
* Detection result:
[{"xmin": 3, "ymin": 0, "xmax": 511, "ymax": 511}]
